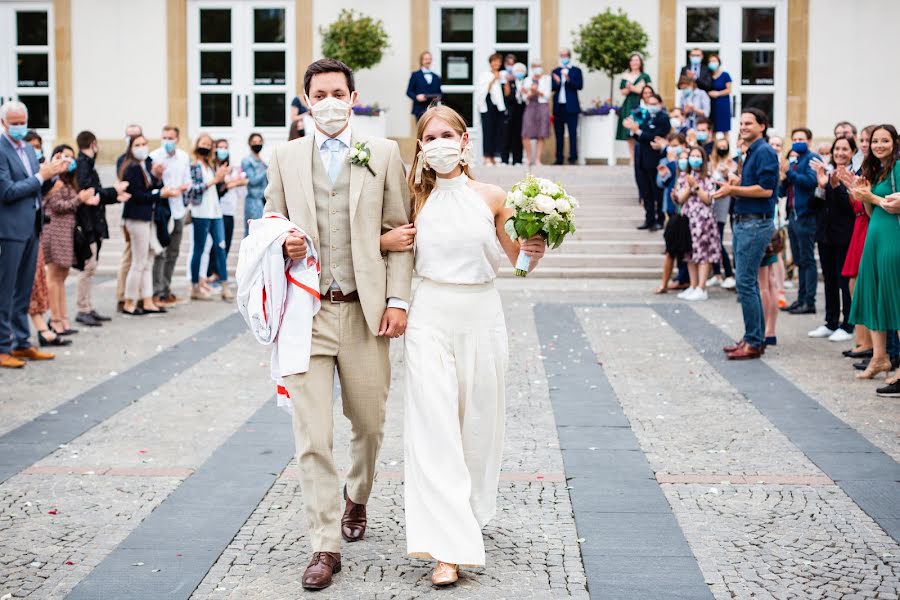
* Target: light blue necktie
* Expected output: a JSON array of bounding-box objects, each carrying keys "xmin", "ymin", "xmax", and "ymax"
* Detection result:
[{"xmin": 324, "ymin": 138, "xmax": 343, "ymax": 184}]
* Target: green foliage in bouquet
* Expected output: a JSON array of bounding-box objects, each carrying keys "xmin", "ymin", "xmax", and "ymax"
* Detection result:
[
  {"xmin": 320, "ymin": 9, "xmax": 390, "ymax": 72},
  {"xmin": 572, "ymin": 8, "xmax": 649, "ymax": 99}
]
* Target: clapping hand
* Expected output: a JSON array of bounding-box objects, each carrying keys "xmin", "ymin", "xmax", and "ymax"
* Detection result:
[
  {"xmin": 850, "ymin": 177, "xmax": 872, "ymax": 202},
  {"xmin": 812, "ymin": 159, "xmax": 829, "ymax": 188},
  {"xmin": 213, "ymin": 164, "xmax": 230, "ymax": 183},
  {"xmin": 685, "ymin": 173, "xmax": 697, "ymax": 189},
  {"xmin": 552, "ymin": 72, "xmax": 561, "ymax": 85},
  {"xmin": 836, "ymin": 168, "xmax": 857, "ymax": 188},
  {"xmin": 39, "ymin": 152, "xmax": 68, "ymax": 179},
  {"xmin": 78, "ymin": 187, "xmax": 99, "ymax": 206},
  {"xmin": 151, "ymin": 162, "xmax": 166, "ymax": 179},
  {"xmin": 114, "ymin": 180, "xmax": 131, "ymax": 202},
  {"xmin": 650, "ymin": 136, "xmax": 666, "ymax": 151},
  {"xmin": 657, "ymin": 164, "xmax": 671, "ymax": 179}
]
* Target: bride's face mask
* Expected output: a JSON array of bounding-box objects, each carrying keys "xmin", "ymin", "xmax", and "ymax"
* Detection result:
[
  {"xmin": 421, "ymin": 136, "xmax": 468, "ymax": 174},
  {"xmin": 305, "ymin": 91, "xmax": 357, "ymax": 136}
]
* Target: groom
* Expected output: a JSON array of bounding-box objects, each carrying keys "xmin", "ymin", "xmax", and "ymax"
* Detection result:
[{"xmin": 264, "ymin": 58, "xmax": 414, "ymax": 590}]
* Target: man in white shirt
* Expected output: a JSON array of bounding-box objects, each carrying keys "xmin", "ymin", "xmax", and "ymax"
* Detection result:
[{"xmin": 149, "ymin": 125, "xmax": 191, "ymax": 306}]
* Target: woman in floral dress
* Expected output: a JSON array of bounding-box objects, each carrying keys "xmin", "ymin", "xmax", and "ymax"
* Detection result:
[{"xmin": 674, "ymin": 145, "xmax": 720, "ymax": 301}]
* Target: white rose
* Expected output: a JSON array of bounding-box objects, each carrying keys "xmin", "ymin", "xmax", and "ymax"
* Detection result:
[
  {"xmin": 535, "ymin": 194, "xmax": 556, "ymax": 214},
  {"xmin": 513, "ymin": 189, "xmax": 527, "ymax": 207},
  {"xmin": 539, "ymin": 180, "xmax": 560, "ymax": 197},
  {"xmin": 555, "ymin": 198, "xmax": 571, "ymax": 213},
  {"xmin": 357, "ymin": 150, "xmax": 368, "ymax": 161},
  {"xmin": 348, "ymin": 147, "xmax": 359, "ymax": 158}
]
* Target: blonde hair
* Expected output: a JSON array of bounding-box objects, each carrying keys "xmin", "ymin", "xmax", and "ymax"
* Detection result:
[
  {"xmin": 408, "ymin": 105, "xmax": 474, "ymax": 221},
  {"xmin": 193, "ymin": 132, "xmax": 215, "ymax": 168}
]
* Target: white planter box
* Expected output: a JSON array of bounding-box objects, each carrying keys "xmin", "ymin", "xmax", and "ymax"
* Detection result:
[
  {"xmin": 578, "ymin": 112, "xmax": 618, "ymax": 165},
  {"xmin": 301, "ymin": 113, "xmax": 388, "ymax": 139}
]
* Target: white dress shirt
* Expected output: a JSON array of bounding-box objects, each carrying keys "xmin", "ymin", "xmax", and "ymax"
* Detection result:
[
  {"xmin": 422, "ymin": 68, "xmax": 433, "ymax": 86},
  {"xmin": 149, "ymin": 147, "xmax": 191, "ymax": 219},
  {"xmin": 558, "ymin": 67, "xmax": 569, "ymax": 104}
]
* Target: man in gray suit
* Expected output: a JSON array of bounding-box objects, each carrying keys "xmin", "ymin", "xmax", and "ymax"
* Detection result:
[{"xmin": 0, "ymin": 101, "xmax": 68, "ymax": 368}]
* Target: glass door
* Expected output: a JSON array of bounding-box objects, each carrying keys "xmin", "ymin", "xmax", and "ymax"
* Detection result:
[
  {"xmin": 188, "ymin": 0, "xmax": 294, "ymax": 155},
  {"xmin": 0, "ymin": 3, "xmax": 55, "ymax": 142},
  {"xmin": 677, "ymin": 0, "xmax": 786, "ymax": 135}
]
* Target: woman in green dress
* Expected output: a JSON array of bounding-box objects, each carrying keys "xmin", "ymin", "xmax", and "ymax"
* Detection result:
[
  {"xmin": 848, "ymin": 124, "xmax": 900, "ymax": 381},
  {"xmin": 617, "ymin": 53, "xmax": 651, "ymax": 165}
]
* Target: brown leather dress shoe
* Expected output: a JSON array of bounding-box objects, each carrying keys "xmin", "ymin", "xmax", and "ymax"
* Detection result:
[
  {"xmin": 727, "ymin": 344, "xmax": 763, "ymax": 360},
  {"xmin": 723, "ymin": 340, "xmax": 746, "ymax": 353},
  {"xmin": 0, "ymin": 354, "xmax": 26, "ymax": 368},
  {"xmin": 302, "ymin": 551, "xmax": 341, "ymax": 590},
  {"xmin": 342, "ymin": 485, "xmax": 367, "ymax": 542},
  {"xmin": 11, "ymin": 347, "xmax": 55, "ymax": 361}
]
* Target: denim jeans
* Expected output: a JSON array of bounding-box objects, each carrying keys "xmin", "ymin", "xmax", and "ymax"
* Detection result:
[
  {"xmin": 888, "ymin": 330, "xmax": 900, "ymax": 358},
  {"xmin": 208, "ymin": 215, "xmax": 234, "ymax": 279},
  {"xmin": 191, "ymin": 217, "xmax": 227, "ymax": 284},
  {"xmin": 789, "ymin": 212, "xmax": 818, "ymax": 306},
  {"xmin": 733, "ymin": 217, "xmax": 775, "ymax": 347}
]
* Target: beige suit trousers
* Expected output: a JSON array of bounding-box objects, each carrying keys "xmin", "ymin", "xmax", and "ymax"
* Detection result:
[{"xmin": 282, "ymin": 298, "xmax": 390, "ymax": 552}]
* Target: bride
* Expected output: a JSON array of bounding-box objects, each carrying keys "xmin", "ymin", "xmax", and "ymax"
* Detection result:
[{"xmin": 379, "ymin": 105, "xmax": 546, "ymax": 586}]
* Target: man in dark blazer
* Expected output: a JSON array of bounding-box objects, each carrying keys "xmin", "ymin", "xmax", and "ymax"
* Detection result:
[
  {"xmin": 627, "ymin": 93, "xmax": 671, "ymax": 231},
  {"xmin": 680, "ymin": 48, "xmax": 713, "ymax": 93},
  {"xmin": 0, "ymin": 102, "xmax": 68, "ymax": 368},
  {"xmin": 551, "ymin": 48, "xmax": 583, "ymax": 165},
  {"xmin": 406, "ymin": 51, "xmax": 443, "ymax": 121}
]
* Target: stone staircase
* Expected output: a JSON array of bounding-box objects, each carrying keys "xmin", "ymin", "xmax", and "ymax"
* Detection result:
[{"xmin": 93, "ymin": 164, "xmax": 723, "ymax": 279}]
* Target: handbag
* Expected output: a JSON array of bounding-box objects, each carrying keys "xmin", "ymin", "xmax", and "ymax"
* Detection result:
[{"xmin": 73, "ymin": 224, "xmax": 93, "ymax": 271}]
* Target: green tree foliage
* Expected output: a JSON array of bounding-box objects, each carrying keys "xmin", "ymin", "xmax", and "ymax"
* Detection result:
[
  {"xmin": 572, "ymin": 9, "xmax": 650, "ymax": 99},
  {"xmin": 320, "ymin": 9, "xmax": 390, "ymax": 72}
]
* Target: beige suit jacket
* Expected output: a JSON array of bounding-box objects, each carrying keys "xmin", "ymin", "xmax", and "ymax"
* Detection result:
[{"xmin": 263, "ymin": 131, "xmax": 414, "ymax": 335}]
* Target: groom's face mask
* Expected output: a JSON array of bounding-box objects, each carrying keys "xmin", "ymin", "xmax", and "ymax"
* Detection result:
[
  {"xmin": 305, "ymin": 90, "xmax": 358, "ymax": 137},
  {"xmin": 421, "ymin": 136, "xmax": 467, "ymax": 174}
]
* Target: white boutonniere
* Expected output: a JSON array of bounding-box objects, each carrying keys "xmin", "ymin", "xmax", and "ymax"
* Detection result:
[{"xmin": 348, "ymin": 142, "xmax": 376, "ymax": 176}]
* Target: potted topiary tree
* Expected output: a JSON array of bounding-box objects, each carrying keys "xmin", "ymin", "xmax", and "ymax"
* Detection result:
[
  {"xmin": 318, "ymin": 9, "xmax": 390, "ymax": 138},
  {"xmin": 573, "ymin": 9, "xmax": 649, "ymax": 164}
]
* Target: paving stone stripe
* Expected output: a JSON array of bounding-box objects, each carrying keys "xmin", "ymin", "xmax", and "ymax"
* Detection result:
[
  {"xmin": 534, "ymin": 303, "xmax": 714, "ymax": 600},
  {"xmin": 653, "ymin": 303, "xmax": 900, "ymax": 544},
  {"xmin": 65, "ymin": 398, "xmax": 294, "ymax": 600},
  {"xmin": 656, "ymin": 474, "xmax": 835, "ymax": 485},
  {"xmin": 0, "ymin": 311, "xmax": 246, "ymax": 485}
]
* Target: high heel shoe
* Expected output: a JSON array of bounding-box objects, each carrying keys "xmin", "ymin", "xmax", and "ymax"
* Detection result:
[
  {"xmin": 38, "ymin": 330, "xmax": 72, "ymax": 347},
  {"xmin": 431, "ymin": 561, "xmax": 459, "ymax": 586},
  {"xmin": 50, "ymin": 319, "xmax": 78, "ymax": 336},
  {"xmin": 856, "ymin": 358, "xmax": 892, "ymax": 380}
]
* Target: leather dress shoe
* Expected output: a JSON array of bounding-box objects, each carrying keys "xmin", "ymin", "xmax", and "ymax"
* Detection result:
[
  {"xmin": 854, "ymin": 358, "xmax": 870, "ymax": 371},
  {"xmin": 637, "ymin": 222, "xmax": 652, "ymax": 230},
  {"xmin": 342, "ymin": 485, "xmax": 367, "ymax": 542},
  {"xmin": 844, "ymin": 348, "xmax": 873, "ymax": 359},
  {"xmin": 780, "ymin": 300, "xmax": 800, "ymax": 312},
  {"xmin": 90, "ymin": 310, "xmax": 112, "ymax": 322},
  {"xmin": 11, "ymin": 347, "xmax": 55, "ymax": 361},
  {"xmin": 727, "ymin": 344, "xmax": 763, "ymax": 360},
  {"xmin": 788, "ymin": 303, "xmax": 816, "ymax": 315},
  {"xmin": 0, "ymin": 353, "xmax": 26, "ymax": 368},
  {"xmin": 76, "ymin": 312, "xmax": 102, "ymax": 327},
  {"xmin": 302, "ymin": 551, "xmax": 341, "ymax": 590},
  {"xmin": 723, "ymin": 340, "xmax": 746, "ymax": 353}
]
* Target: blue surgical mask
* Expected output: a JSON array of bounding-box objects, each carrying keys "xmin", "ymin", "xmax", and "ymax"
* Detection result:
[
  {"xmin": 216, "ymin": 148, "xmax": 229, "ymax": 161},
  {"xmin": 560, "ymin": 57, "xmax": 570, "ymax": 66},
  {"xmin": 7, "ymin": 124, "xmax": 28, "ymax": 141},
  {"xmin": 670, "ymin": 145, "xmax": 683, "ymax": 155},
  {"xmin": 708, "ymin": 62, "xmax": 719, "ymax": 71},
  {"xmin": 515, "ymin": 72, "xmax": 526, "ymax": 80},
  {"xmin": 789, "ymin": 156, "xmax": 798, "ymax": 164},
  {"xmin": 697, "ymin": 131, "xmax": 709, "ymax": 143},
  {"xmin": 67, "ymin": 158, "xmax": 77, "ymax": 172},
  {"xmin": 791, "ymin": 141, "xmax": 808, "ymax": 154},
  {"xmin": 678, "ymin": 159, "xmax": 688, "ymax": 171},
  {"xmin": 690, "ymin": 56, "xmax": 702, "ymax": 66},
  {"xmin": 688, "ymin": 157, "xmax": 703, "ymax": 169},
  {"xmin": 34, "ymin": 149, "xmax": 43, "ymax": 161},
  {"xmin": 647, "ymin": 104, "xmax": 661, "ymax": 115},
  {"xmin": 163, "ymin": 140, "xmax": 177, "ymax": 154},
  {"xmin": 682, "ymin": 88, "xmax": 692, "ymax": 97}
]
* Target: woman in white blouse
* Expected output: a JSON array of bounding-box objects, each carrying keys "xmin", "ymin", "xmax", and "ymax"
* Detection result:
[
  {"xmin": 520, "ymin": 61, "xmax": 552, "ymax": 166},
  {"xmin": 475, "ymin": 52, "xmax": 508, "ymax": 166}
]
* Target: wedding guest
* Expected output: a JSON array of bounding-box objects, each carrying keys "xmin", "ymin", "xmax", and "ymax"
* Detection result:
[
  {"xmin": 676, "ymin": 75, "xmax": 710, "ymax": 131},
  {"xmin": 116, "ymin": 123, "xmax": 143, "ymax": 171},
  {"xmin": 521, "ymin": 61, "xmax": 551, "ymax": 166},
  {"xmin": 808, "ymin": 136, "xmax": 857, "ymax": 343},
  {"xmin": 289, "ymin": 96, "xmax": 308, "ymax": 140},
  {"xmin": 782, "ymin": 128, "xmax": 821, "ymax": 315},
  {"xmin": 675, "ymin": 146, "xmax": 720, "ymax": 300},
  {"xmin": 679, "ymin": 48, "xmax": 713, "ymax": 92},
  {"xmin": 476, "ymin": 53, "xmax": 508, "ymax": 166},
  {"xmin": 29, "ymin": 244, "xmax": 69, "ymax": 347},
  {"xmin": 668, "ymin": 108, "xmax": 688, "ymax": 134},
  {"xmin": 185, "ymin": 133, "xmax": 230, "ymax": 301},
  {"xmin": 406, "ymin": 51, "xmax": 443, "ymax": 121},
  {"xmin": 207, "ymin": 139, "xmax": 248, "ymax": 283},
  {"xmin": 628, "ymin": 93, "xmax": 671, "ymax": 231},
  {"xmin": 119, "ymin": 135, "xmax": 169, "ymax": 316},
  {"xmin": 848, "ymin": 124, "xmax": 900, "ymax": 380},
  {"xmin": 657, "ymin": 147, "xmax": 692, "ymax": 294},
  {"xmin": 714, "ymin": 108, "xmax": 779, "ymax": 360},
  {"xmin": 709, "ymin": 135, "xmax": 737, "ymax": 288},
  {"xmin": 617, "ymin": 53, "xmax": 651, "ymax": 165},
  {"xmin": 551, "ymin": 48, "xmax": 583, "ymax": 165},
  {"xmin": 241, "ymin": 133, "xmax": 268, "ymax": 228},
  {"xmin": 43, "ymin": 144, "xmax": 99, "ymax": 336},
  {"xmin": 149, "ymin": 125, "xmax": 191, "ymax": 307},
  {"xmin": 695, "ymin": 117, "xmax": 713, "ymax": 155},
  {"xmin": 768, "ymin": 134, "xmax": 789, "ymax": 305},
  {"xmin": 707, "ymin": 55, "xmax": 732, "ymax": 133},
  {"xmin": 501, "ymin": 62, "xmax": 527, "ymax": 165},
  {"xmin": 116, "ymin": 123, "xmax": 151, "ymax": 310},
  {"xmin": 75, "ymin": 130, "xmax": 130, "ymax": 324},
  {"xmin": 759, "ymin": 228, "xmax": 783, "ymax": 347}
]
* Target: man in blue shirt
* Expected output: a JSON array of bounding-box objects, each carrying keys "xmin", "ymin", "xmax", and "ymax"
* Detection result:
[
  {"xmin": 781, "ymin": 127, "xmax": 820, "ymax": 315},
  {"xmin": 713, "ymin": 108, "xmax": 779, "ymax": 360}
]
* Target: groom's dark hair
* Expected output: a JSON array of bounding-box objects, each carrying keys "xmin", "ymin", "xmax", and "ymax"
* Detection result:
[{"xmin": 304, "ymin": 58, "xmax": 355, "ymax": 95}]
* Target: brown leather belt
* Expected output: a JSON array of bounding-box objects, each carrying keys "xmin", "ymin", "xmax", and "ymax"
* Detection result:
[{"xmin": 324, "ymin": 289, "xmax": 359, "ymax": 303}]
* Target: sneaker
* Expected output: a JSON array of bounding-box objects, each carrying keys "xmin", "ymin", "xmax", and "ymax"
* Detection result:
[
  {"xmin": 827, "ymin": 329, "xmax": 854, "ymax": 343},
  {"xmin": 808, "ymin": 325, "xmax": 835, "ymax": 338},
  {"xmin": 876, "ymin": 379, "xmax": 900, "ymax": 398},
  {"xmin": 686, "ymin": 288, "xmax": 708, "ymax": 301},
  {"xmin": 677, "ymin": 287, "xmax": 696, "ymax": 299},
  {"xmin": 707, "ymin": 277, "xmax": 722, "ymax": 288},
  {"xmin": 721, "ymin": 277, "xmax": 736, "ymax": 290},
  {"xmin": 221, "ymin": 284, "xmax": 234, "ymax": 301}
]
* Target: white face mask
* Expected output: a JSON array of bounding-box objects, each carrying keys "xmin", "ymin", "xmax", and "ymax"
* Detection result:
[
  {"xmin": 306, "ymin": 95, "xmax": 352, "ymax": 136},
  {"xmin": 532, "ymin": 67, "xmax": 543, "ymax": 76},
  {"xmin": 132, "ymin": 147, "xmax": 149, "ymax": 161},
  {"xmin": 422, "ymin": 138, "xmax": 465, "ymax": 175}
]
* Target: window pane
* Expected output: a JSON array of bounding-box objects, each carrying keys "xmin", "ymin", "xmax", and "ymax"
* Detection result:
[
  {"xmin": 16, "ymin": 12, "xmax": 48, "ymax": 46},
  {"xmin": 496, "ymin": 8, "xmax": 528, "ymax": 44},
  {"xmin": 743, "ymin": 8, "xmax": 775, "ymax": 43},
  {"xmin": 254, "ymin": 93, "xmax": 286, "ymax": 127},
  {"xmin": 442, "ymin": 51, "xmax": 473, "ymax": 85},
  {"xmin": 17, "ymin": 54, "xmax": 49, "ymax": 87},
  {"xmin": 686, "ymin": 8, "xmax": 719, "ymax": 43},
  {"xmin": 741, "ymin": 93, "xmax": 774, "ymax": 127},
  {"xmin": 442, "ymin": 8, "xmax": 473, "ymax": 43},
  {"xmin": 200, "ymin": 51, "xmax": 232, "ymax": 85},
  {"xmin": 254, "ymin": 8, "xmax": 286, "ymax": 43},
  {"xmin": 200, "ymin": 9, "xmax": 231, "ymax": 43},
  {"xmin": 741, "ymin": 50, "xmax": 774, "ymax": 86},
  {"xmin": 441, "ymin": 93, "xmax": 473, "ymax": 128},
  {"xmin": 254, "ymin": 51, "xmax": 286, "ymax": 85},
  {"xmin": 19, "ymin": 95, "xmax": 49, "ymax": 129},
  {"xmin": 201, "ymin": 93, "xmax": 232, "ymax": 126}
]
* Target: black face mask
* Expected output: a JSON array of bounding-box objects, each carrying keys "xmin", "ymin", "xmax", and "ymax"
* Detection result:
[
  {"xmin": 716, "ymin": 147, "xmax": 729, "ymax": 157},
  {"xmin": 250, "ymin": 144, "xmax": 263, "ymax": 154},
  {"xmin": 196, "ymin": 147, "xmax": 211, "ymax": 157}
]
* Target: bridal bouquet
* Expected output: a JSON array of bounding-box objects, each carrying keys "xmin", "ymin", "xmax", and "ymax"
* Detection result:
[{"xmin": 504, "ymin": 174, "xmax": 578, "ymax": 276}]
